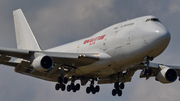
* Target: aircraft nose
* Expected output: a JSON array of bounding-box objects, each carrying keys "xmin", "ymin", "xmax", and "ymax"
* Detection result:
[
  {"xmin": 154, "ymin": 26, "xmax": 171, "ymax": 44},
  {"xmin": 148, "ymin": 25, "xmax": 171, "ymax": 56},
  {"xmin": 142, "ymin": 24, "xmax": 171, "ymax": 57}
]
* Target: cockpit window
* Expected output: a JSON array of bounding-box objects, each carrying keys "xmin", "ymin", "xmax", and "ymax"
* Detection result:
[{"xmin": 145, "ymin": 18, "xmax": 161, "ymax": 22}]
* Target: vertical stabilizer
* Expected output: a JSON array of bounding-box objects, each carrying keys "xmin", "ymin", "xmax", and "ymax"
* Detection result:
[{"xmin": 13, "ymin": 9, "xmax": 41, "ymax": 51}]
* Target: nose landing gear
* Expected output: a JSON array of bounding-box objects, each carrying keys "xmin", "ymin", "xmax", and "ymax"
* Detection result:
[{"xmin": 142, "ymin": 56, "xmax": 153, "ymax": 76}]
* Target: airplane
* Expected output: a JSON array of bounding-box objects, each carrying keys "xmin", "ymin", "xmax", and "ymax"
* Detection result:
[{"xmin": 0, "ymin": 9, "xmax": 178, "ymax": 97}]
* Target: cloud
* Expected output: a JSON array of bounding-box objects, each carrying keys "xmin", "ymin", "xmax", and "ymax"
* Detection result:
[
  {"xmin": 26, "ymin": 0, "xmax": 115, "ymax": 49},
  {"xmin": 129, "ymin": 78, "xmax": 180, "ymax": 101},
  {"xmin": 168, "ymin": 0, "xmax": 180, "ymax": 14}
]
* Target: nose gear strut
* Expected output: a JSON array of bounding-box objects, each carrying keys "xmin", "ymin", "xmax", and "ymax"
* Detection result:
[{"xmin": 142, "ymin": 56, "xmax": 153, "ymax": 76}]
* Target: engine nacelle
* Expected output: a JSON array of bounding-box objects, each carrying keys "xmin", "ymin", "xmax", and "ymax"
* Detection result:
[
  {"xmin": 32, "ymin": 55, "xmax": 53, "ymax": 71},
  {"xmin": 155, "ymin": 67, "xmax": 177, "ymax": 84}
]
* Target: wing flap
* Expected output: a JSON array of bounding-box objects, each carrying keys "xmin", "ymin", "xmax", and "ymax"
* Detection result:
[
  {"xmin": 15, "ymin": 67, "xmax": 58, "ymax": 82},
  {"xmin": 0, "ymin": 47, "xmax": 30, "ymax": 58}
]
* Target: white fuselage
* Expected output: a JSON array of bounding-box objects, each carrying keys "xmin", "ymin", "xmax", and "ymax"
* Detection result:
[{"xmin": 46, "ymin": 15, "xmax": 170, "ymax": 77}]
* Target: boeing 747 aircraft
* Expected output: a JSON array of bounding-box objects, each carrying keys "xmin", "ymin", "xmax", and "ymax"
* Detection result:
[{"xmin": 0, "ymin": 9, "xmax": 178, "ymax": 97}]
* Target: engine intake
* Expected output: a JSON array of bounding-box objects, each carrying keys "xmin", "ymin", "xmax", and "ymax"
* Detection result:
[
  {"xmin": 32, "ymin": 55, "xmax": 53, "ymax": 71},
  {"xmin": 156, "ymin": 67, "xmax": 177, "ymax": 83}
]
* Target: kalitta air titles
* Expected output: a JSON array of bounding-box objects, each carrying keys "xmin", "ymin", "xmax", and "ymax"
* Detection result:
[{"xmin": 84, "ymin": 34, "xmax": 106, "ymax": 45}]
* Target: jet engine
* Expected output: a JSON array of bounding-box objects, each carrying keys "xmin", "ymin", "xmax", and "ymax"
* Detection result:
[
  {"xmin": 32, "ymin": 55, "xmax": 53, "ymax": 71},
  {"xmin": 155, "ymin": 67, "xmax": 177, "ymax": 84}
]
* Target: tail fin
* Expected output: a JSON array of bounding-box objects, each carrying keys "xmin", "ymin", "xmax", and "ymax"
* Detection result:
[{"xmin": 13, "ymin": 9, "xmax": 41, "ymax": 51}]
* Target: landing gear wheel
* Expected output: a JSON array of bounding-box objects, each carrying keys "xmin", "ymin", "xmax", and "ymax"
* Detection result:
[
  {"xmin": 85, "ymin": 78, "xmax": 100, "ymax": 94},
  {"xmin": 118, "ymin": 90, "xmax": 122, "ymax": 96},
  {"xmin": 63, "ymin": 77, "xmax": 68, "ymax": 84},
  {"xmin": 112, "ymin": 89, "xmax": 117, "ymax": 96},
  {"xmin": 86, "ymin": 87, "xmax": 91, "ymax": 94},
  {"xmin": 90, "ymin": 85, "xmax": 94, "ymax": 90},
  {"xmin": 112, "ymin": 72, "xmax": 126, "ymax": 96},
  {"xmin": 70, "ymin": 83, "xmax": 75, "ymax": 90},
  {"xmin": 76, "ymin": 83, "xmax": 80, "ymax": 91},
  {"xmin": 73, "ymin": 88, "xmax": 77, "ymax": 92},
  {"xmin": 120, "ymin": 83, "xmax": 125, "ymax": 89},
  {"xmin": 61, "ymin": 84, "xmax": 66, "ymax": 91},
  {"xmin": 67, "ymin": 85, "xmax": 71, "ymax": 92},
  {"xmin": 114, "ymin": 82, "xmax": 119, "ymax": 89},
  {"xmin": 92, "ymin": 89, "xmax": 96, "ymax": 94},
  {"xmin": 58, "ymin": 77, "xmax": 63, "ymax": 84},
  {"xmin": 95, "ymin": 85, "xmax": 100, "ymax": 92},
  {"xmin": 55, "ymin": 83, "xmax": 60, "ymax": 90}
]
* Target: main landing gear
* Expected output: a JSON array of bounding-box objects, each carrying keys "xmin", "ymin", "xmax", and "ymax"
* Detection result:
[
  {"xmin": 55, "ymin": 75, "xmax": 127, "ymax": 97},
  {"xmin": 112, "ymin": 82, "xmax": 124, "ymax": 96},
  {"xmin": 86, "ymin": 79, "xmax": 100, "ymax": 94},
  {"xmin": 55, "ymin": 76, "xmax": 81, "ymax": 93},
  {"xmin": 111, "ymin": 73, "xmax": 125, "ymax": 97},
  {"xmin": 54, "ymin": 66, "xmax": 129, "ymax": 97},
  {"xmin": 66, "ymin": 76, "xmax": 80, "ymax": 92},
  {"xmin": 55, "ymin": 76, "xmax": 68, "ymax": 91},
  {"xmin": 55, "ymin": 65, "xmax": 81, "ymax": 92}
]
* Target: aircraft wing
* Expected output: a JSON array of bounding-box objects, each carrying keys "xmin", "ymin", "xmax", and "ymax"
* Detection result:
[
  {"xmin": 98, "ymin": 62, "xmax": 180, "ymax": 84},
  {"xmin": 135, "ymin": 63, "xmax": 180, "ymax": 79},
  {"xmin": 0, "ymin": 47, "xmax": 99, "ymax": 81}
]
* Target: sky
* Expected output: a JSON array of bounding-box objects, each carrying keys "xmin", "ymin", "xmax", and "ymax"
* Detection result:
[{"xmin": 0, "ymin": 0, "xmax": 180, "ymax": 101}]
